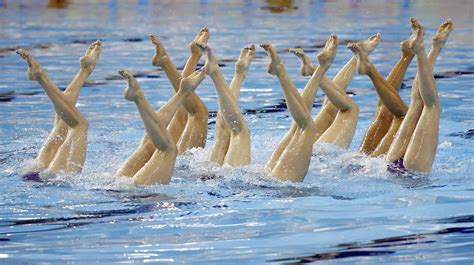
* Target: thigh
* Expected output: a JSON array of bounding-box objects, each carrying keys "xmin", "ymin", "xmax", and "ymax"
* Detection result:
[{"xmin": 48, "ymin": 125, "xmax": 88, "ymax": 173}]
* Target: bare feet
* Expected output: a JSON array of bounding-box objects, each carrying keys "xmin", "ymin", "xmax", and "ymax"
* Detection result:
[
  {"xmin": 359, "ymin": 33, "xmax": 382, "ymax": 55},
  {"xmin": 190, "ymin": 27, "xmax": 210, "ymax": 55},
  {"xmin": 408, "ymin": 18, "xmax": 425, "ymax": 53},
  {"xmin": 150, "ymin": 35, "xmax": 169, "ymax": 67},
  {"xmin": 193, "ymin": 27, "xmax": 210, "ymax": 44},
  {"xmin": 80, "ymin": 40, "xmax": 102, "ymax": 72},
  {"xmin": 180, "ymin": 68, "xmax": 206, "ymax": 94},
  {"xmin": 432, "ymin": 19, "xmax": 453, "ymax": 47},
  {"xmin": 288, "ymin": 48, "xmax": 314, "ymax": 76},
  {"xmin": 197, "ymin": 43, "xmax": 221, "ymax": 76},
  {"xmin": 235, "ymin": 44, "xmax": 256, "ymax": 73},
  {"xmin": 16, "ymin": 49, "xmax": 43, "ymax": 80},
  {"xmin": 119, "ymin": 69, "xmax": 142, "ymax": 101},
  {"xmin": 400, "ymin": 39, "xmax": 414, "ymax": 57},
  {"xmin": 317, "ymin": 34, "xmax": 338, "ymax": 66},
  {"xmin": 260, "ymin": 43, "xmax": 283, "ymax": 75},
  {"xmin": 347, "ymin": 42, "xmax": 371, "ymax": 74}
]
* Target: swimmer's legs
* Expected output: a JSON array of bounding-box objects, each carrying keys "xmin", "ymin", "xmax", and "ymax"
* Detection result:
[
  {"xmin": 201, "ymin": 44, "xmax": 251, "ymax": 166},
  {"xmin": 16, "ymin": 49, "xmax": 89, "ymax": 173},
  {"xmin": 261, "ymin": 43, "xmax": 313, "ymax": 129},
  {"xmin": 348, "ymin": 43, "xmax": 408, "ymax": 118},
  {"xmin": 365, "ymin": 37, "xmax": 415, "ymax": 156},
  {"xmin": 209, "ymin": 45, "xmax": 256, "ymax": 165},
  {"xmin": 36, "ymin": 41, "xmax": 101, "ymax": 168},
  {"xmin": 119, "ymin": 69, "xmax": 202, "ymax": 184},
  {"xmin": 150, "ymin": 29, "xmax": 210, "ymax": 153},
  {"xmin": 150, "ymin": 34, "xmax": 188, "ymax": 142},
  {"xmin": 313, "ymin": 34, "xmax": 381, "ymax": 142},
  {"xmin": 261, "ymin": 42, "xmax": 319, "ymax": 181},
  {"xmin": 404, "ymin": 19, "xmax": 443, "ymax": 173},
  {"xmin": 387, "ymin": 19, "xmax": 453, "ymax": 163}
]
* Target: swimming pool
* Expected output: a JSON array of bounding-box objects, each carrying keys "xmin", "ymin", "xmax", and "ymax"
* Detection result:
[{"xmin": 0, "ymin": 0, "xmax": 473, "ymax": 263}]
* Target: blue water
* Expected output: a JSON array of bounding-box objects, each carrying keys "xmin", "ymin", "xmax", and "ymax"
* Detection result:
[{"xmin": 1, "ymin": 0, "xmax": 473, "ymax": 264}]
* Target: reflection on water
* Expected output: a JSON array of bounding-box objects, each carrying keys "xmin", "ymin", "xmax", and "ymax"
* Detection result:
[{"xmin": 0, "ymin": 0, "xmax": 473, "ymax": 264}]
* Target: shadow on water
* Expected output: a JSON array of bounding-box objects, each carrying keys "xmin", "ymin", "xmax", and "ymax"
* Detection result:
[{"xmin": 270, "ymin": 215, "xmax": 474, "ymax": 264}]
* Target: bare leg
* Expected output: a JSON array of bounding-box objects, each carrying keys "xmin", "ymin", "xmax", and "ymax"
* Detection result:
[
  {"xmin": 348, "ymin": 43, "xmax": 409, "ymax": 117},
  {"xmin": 116, "ymin": 69, "xmax": 206, "ymax": 177},
  {"xmin": 150, "ymin": 29, "xmax": 209, "ymax": 154},
  {"xmin": 357, "ymin": 36, "xmax": 415, "ymax": 155},
  {"xmin": 262, "ymin": 37, "xmax": 337, "ymax": 181},
  {"xmin": 119, "ymin": 69, "xmax": 202, "ymax": 184},
  {"xmin": 34, "ymin": 41, "xmax": 101, "ymax": 169},
  {"xmin": 209, "ymin": 45, "xmax": 255, "ymax": 165},
  {"xmin": 17, "ymin": 49, "xmax": 89, "ymax": 173},
  {"xmin": 313, "ymin": 33, "xmax": 381, "ymax": 142},
  {"xmin": 404, "ymin": 19, "xmax": 443, "ymax": 172},
  {"xmin": 387, "ymin": 19, "xmax": 453, "ymax": 163},
  {"xmin": 201, "ymin": 44, "xmax": 251, "ymax": 166}
]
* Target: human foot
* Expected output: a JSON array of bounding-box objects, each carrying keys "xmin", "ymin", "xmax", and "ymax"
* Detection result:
[
  {"xmin": 235, "ymin": 44, "xmax": 256, "ymax": 73},
  {"xmin": 432, "ymin": 19, "xmax": 453, "ymax": 48},
  {"xmin": 358, "ymin": 33, "xmax": 381, "ymax": 54},
  {"xmin": 189, "ymin": 27, "xmax": 210, "ymax": 55},
  {"xmin": 260, "ymin": 43, "xmax": 283, "ymax": 75},
  {"xmin": 347, "ymin": 42, "xmax": 371, "ymax": 74},
  {"xmin": 408, "ymin": 18, "xmax": 425, "ymax": 53},
  {"xmin": 80, "ymin": 40, "xmax": 102, "ymax": 72},
  {"xmin": 119, "ymin": 69, "xmax": 142, "ymax": 101},
  {"xmin": 399, "ymin": 39, "xmax": 414, "ymax": 57},
  {"xmin": 16, "ymin": 49, "xmax": 43, "ymax": 80},
  {"xmin": 197, "ymin": 43, "xmax": 220, "ymax": 76},
  {"xmin": 288, "ymin": 48, "xmax": 314, "ymax": 76},
  {"xmin": 180, "ymin": 68, "xmax": 206, "ymax": 94},
  {"xmin": 317, "ymin": 34, "xmax": 338, "ymax": 66},
  {"xmin": 150, "ymin": 35, "xmax": 169, "ymax": 67}
]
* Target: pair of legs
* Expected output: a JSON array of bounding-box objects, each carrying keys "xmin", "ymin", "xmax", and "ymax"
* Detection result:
[
  {"xmin": 208, "ymin": 45, "xmax": 256, "ymax": 165},
  {"xmin": 354, "ymin": 33, "xmax": 415, "ymax": 156},
  {"xmin": 118, "ymin": 68, "xmax": 205, "ymax": 184},
  {"xmin": 116, "ymin": 28, "xmax": 209, "ymax": 177},
  {"xmin": 16, "ymin": 41, "xmax": 102, "ymax": 173},
  {"xmin": 386, "ymin": 19, "xmax": 453, "ymax": 166},
  {"xmin": 198, "ymin": 43, "xmax": 252, "ymax": 166},
  {"xmin": 289, "ymin": 33, "xmax": 381, "ymax": 143},
  {"xmin": 261, "ymin": 34, "xmax": 338, "ymax": 182}
]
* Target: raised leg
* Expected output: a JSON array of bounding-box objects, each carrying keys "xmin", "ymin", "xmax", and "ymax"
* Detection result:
[
  {"xmin": 150, "ymin": 30, "xmax": 209, "ymax": 153},
  {"xmin": 209, "ymin": 45, "xmax": 256, "ymax": 165},
  {"xmin": 387, "ymin": 19, "xmax": 453, "ymax": 163},
  {"xmin": 119, "ymin": 69, "xmax": 185, "ymax": 184},
  {"xmin": 348, "ymin": 43, "xmax": 408, "ymax": 117},
  {"xmin": 260, "ymin": 43, "xmax": 313, "ymax": 129},
  {"xmin": 313, "ymin": 33, "xmax": 381, "ymax": 142},
  {"xmin": 17, "ymin": 49, "xmax": 89, "ymax": 173},
  {"xmin": 358, "ymin": 33, "xmax": 415, "ymax": 155},
  {"xmin": 404, "ymin": 19, "xmax": 443, "ymax": 172},
  {"xmin": 200, "ymin": 44, "xmax": 251, "ymax": 166}
]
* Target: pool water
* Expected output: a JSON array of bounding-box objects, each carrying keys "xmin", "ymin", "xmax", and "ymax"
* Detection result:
[{"xmin": 1, "ymin": 1, "xmax": 473, "ymax": 264}]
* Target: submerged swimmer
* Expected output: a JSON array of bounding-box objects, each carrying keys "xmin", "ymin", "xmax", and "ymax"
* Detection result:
[
  {"xmin": 118, "ymin": 68, "xmax": 205, "ymax": 185},
  {"xmin": 198, "ymin": 43, "xmax": 252, "ymax": 166},
  {"xmin": 288, "ymin": 33, "xmax": 381, "ymax": 143},
  {"xmin": 116, "ymin": 28, "xmax": 209, "ymax": 177},
  {"xmin": 261, "ymin": 34, "xmax": 337, "ymax": 182},
  {"xmin": 208, "ymin": 45, "xmax": 256, "ymax": 165},
  {"xmin": 386, "ymin": 19, "xmax": 453, "ymax": 167},
  {"xmin": 16, "ymin": 41, "xmax": 102, "ymax": 179},
  {"xmin": 352, "ymin": 29, "xmax": 415, "ymax": 157}
]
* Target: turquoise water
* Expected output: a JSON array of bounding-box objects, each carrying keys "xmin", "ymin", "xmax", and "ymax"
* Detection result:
[{"xmin": 0, "ymin": 0, "xmax": 473, "ymax": 264}]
